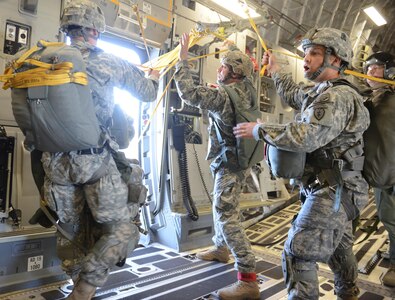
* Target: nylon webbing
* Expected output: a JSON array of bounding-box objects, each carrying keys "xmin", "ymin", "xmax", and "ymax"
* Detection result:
[
  {"xmin": 132, "ymin": 4, "xmax": 151, "ymax": 65},
  {"xmin": 1, "ymin": 40, "xmax": 89, "ymax": 90}
]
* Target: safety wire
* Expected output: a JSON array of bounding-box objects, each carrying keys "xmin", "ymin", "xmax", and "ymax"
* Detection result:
[{"xmin": 240, "ymin": 0, "xmax": 395, "ymax": 85}]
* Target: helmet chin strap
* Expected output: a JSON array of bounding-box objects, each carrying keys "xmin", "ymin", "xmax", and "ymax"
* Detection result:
[
  {"xmin": 306, "ymin": 48, "xmax": 343, "ymax": 81},
  {"xmin": 218, "ymin": 72, "xmax": 235, "ymax": 84},
  {"xmin": 82, "ymin": 28, "xmax": 100, "ymax": 43}
]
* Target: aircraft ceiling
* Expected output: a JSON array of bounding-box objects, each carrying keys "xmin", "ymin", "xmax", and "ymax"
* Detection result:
[
  {"xmin": 194, "ymin": 0, "xmax": 394, "ymax": 70},
  {"xmin": 258, "ymin": 0, "xmax": 394, "ymax": 52}
]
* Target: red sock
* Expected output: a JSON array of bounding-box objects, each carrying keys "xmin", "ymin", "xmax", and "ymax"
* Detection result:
[{"xmin": 237, "ymin": 272, "xmax": 257, "ymax": 282}]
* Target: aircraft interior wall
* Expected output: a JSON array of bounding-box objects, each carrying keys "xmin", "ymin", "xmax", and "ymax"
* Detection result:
[
  {"xmin": 1, "ymin": 1, "xmax": 394, "ymax": 299},
  {"xmin": 0, "ymin": 0, "xmax": 306, "ymax": 240}
]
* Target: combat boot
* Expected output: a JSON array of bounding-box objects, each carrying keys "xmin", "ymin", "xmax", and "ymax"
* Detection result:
[
  {"xmin": 196, "ymin": 246, "xmax": 230, "ymax": 263},
  {"xmin": 382, "ymin": 264, "xmax": 395, "ymax": 287},
  {"xmin": 217, "ymin": 272, "xmax": 260, "ymax": 300},
  {"xmin": 337, "ymin": 296, "xmax": 359, "ymax": 300},
  {"xmin": 66, "ymin": 279, "xmax": 96, "ymax": 300},
  {"xmin": 335, "ymin": 284, "xmax": 359, "ymax": 300}
]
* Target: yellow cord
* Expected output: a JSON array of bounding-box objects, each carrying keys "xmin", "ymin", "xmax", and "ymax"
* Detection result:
[
  {"xmin": 132, "ymin": 4, "xmax": 152, "ymax": 65},
  {"xmin": 137, "ymin": 73, "xmax": 176, "ymax": 143}
]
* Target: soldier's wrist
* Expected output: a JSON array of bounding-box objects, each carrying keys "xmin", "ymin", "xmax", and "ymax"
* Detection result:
[{"xmin": 253, "ymin": 124, "xmax": 264, "ymax": 141}]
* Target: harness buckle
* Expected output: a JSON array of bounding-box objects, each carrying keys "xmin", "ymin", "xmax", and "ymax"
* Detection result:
[{"xmin": 332, "ymin": 158, "xmax": 344, "ymax": 171}]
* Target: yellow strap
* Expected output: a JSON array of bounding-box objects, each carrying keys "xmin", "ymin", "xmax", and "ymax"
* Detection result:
[
  {"xmin": 1, "ymin": 40, "xmax": 90, "ymax": 89},
  {"xmin": 132, "ymin": 4, "xmax": 152, "ymax": 65},
  {"xmin": 138, "ymin": 49, "xmax": 228, "ymax": 73},
  {"xmin": 141, "ymin": 28, "xmax": 218, "ymax": 75},
  {"xmin": 344, "ymin": 70, "xmax": 395, "ymax": 85},
  {"xmin": 239, "ymin": 0, "xmax": 268, "ymax": 77},
  {"xmin": 138, "ymin": 73, "xmax": 176, "ymax": 142},
  {"xmin": 11, "ymin": 40, "xmax": 66, "ymax": 70},
  {"xmin": 22, "ymin": 59, "xmax": 74, "ymax": 70},
  {"xmin": 270, "ymin": 49, "xmax": 302, "ymax": 60},
  {"xmin": 3, "ymin": 71, "xmax": 88, "ymax": 90}
]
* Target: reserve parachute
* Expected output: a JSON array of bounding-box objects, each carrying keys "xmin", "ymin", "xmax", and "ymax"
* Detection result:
[{"xmin": 2, "ymin": 40, "xmax": 101, "ymax": 152}]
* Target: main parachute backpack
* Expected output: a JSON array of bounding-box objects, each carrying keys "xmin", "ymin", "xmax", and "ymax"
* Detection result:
[
  {"xmin": 215, "ymin": 80, "xmax": 265, "ymax": 170},
  {"xmin": 1, "ymin": 40, "xmax": 101, "ymax": 152}
]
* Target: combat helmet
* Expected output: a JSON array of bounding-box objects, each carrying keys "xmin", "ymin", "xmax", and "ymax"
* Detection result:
[
  {"xmin": 221, "ymin": 50, "xmax": 254, "ymax": 78},
  {"xmin": 301, "ymin": 27, "xmax": 353, "ymax": 80},
  {"xmin": 364, "ymin": 51, "xmax": 395, "ymax": 80},
  {"xmin": 60, "ymin": 0, "xmax": 105, "ymax": 33}
]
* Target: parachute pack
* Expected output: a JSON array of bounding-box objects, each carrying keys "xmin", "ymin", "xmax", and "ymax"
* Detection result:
[
  {"xmin": 214, "ymin": 80, "xmax": 265, "ymax": 170},
  {"xmin": 265, "ymin": 144, "xmax": 306, "ymax": 179},
  {"xmin": 363, "ymin": 87, "xmax": 395, "ymax": 188},
  {"xmin": 324, "ymin": 79, "xmax": 395, "ymax": 188},
  {"xmin": 2, "ymin": 40, "xmax": 101, "ymax": 152}
]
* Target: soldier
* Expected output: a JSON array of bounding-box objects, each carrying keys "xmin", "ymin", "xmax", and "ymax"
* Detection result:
[
  {"xmin": 174, "ymin": 33, "xmax": 260, "ymax": 299},
  {"xmin": 363, "ymin": 51, "xmax": 395, "ymax": 287},
  {"xmin": 38, "ymin": 1, "xmax": 160, "ymax": 299},
  {"xmin": 234, "ymin": 28, "xmax": 370, "ymax": 299}
]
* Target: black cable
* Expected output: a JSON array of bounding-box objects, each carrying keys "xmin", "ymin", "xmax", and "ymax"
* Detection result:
[
  {"xmin": 192, "ymin": 144, "xmax": 212, "ymax": 204},
  {"xmin": 178, "ymin": 148, "xmax": 199, "ymax": 221}
]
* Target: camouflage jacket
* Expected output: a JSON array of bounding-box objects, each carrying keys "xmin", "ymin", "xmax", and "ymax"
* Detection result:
[
  {"xmin": 71, "ymin": 40, "xmax": 158, "ymax": 128},
  {"xmin": 174, "ymin": 60, "xmax": 255, "ymax": 161},
  {"xmin": 256, "ymin": 72, "xmax": 370, "ymax": 193}
]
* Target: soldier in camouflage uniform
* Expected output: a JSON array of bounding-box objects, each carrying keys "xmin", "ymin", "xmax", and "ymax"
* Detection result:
[
  {"xmin": 234, "ymin": 28, "xmax": 370, "ymax": 300},
  {"xmin": 39, "ymin": 1, "xmax": 159, "ymax": 299},
  {"xmin": 363, "ymin": 52, "xmax": 395, "ymax": 287},
  {"xmin": 174, "ymin": 33, "xmax": 259, "ymax": 300}
]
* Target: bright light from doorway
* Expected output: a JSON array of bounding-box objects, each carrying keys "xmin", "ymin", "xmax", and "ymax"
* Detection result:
[
  {"xmin": 97, "ymin": 39, "xmax": 142, "ymax": 160},
  {"xmin": 211, "ymin": 0, "xmax": 260, "ymax": 19},
  {"xmin": 363, "ymin": 6, "xmax": 387, "ymax": 26},
  {"xmin": 297, "ymin": 44, "xmax": 303, "ymax": 52}
]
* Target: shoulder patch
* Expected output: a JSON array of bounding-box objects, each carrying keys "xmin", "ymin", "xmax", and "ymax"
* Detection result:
[
  {"xmin": 314, "ymin": 107, "xmax": 325, "ymax": 120},
  {"xmin": 303, "ymin": 93, "xmax": 334, "ymax": 126}
]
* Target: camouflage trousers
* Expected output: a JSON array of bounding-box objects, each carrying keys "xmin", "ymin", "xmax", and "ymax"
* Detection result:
[
  {"xmin": 41, "ymin": 148, "xmax": 139, "ymax": 287},
  {"xmin": 212, "ymin": 166, "xmax": 256, "ymax": 273},
  {"xmin": 283, "ymin": 187, "xmax": 368, "ymax": 299},
  {"xmin": 374, "ymin": 186, "xmax": 395, "ymax": 265}
]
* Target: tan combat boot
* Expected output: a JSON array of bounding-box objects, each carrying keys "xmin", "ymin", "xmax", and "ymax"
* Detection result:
[
  {"xmin": 66, "ymin": 279, "xmax": 96, "ymax": 300},
  {"xmin": 382, "ymin": 264, "xmax": 395, "ymax": 287},
  {"xmin": 196, "ymin": 246, "xmax": 230, "ymax": 263},
  {"xmin": 217, "ymin": 272, "xmax": 260, "ymax": 300}
]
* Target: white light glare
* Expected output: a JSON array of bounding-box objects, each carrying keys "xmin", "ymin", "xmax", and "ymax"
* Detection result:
[
  {"xmin": 297, "ymin": 44, "xmax": 303, "ymax": 52},
  {"xmin": 363, "ymin": 6, "xmax": 387, "ymax": 26},
  {"xmin": 211, "ymin": 0, "xmax": 260, "ymax": 19}
]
